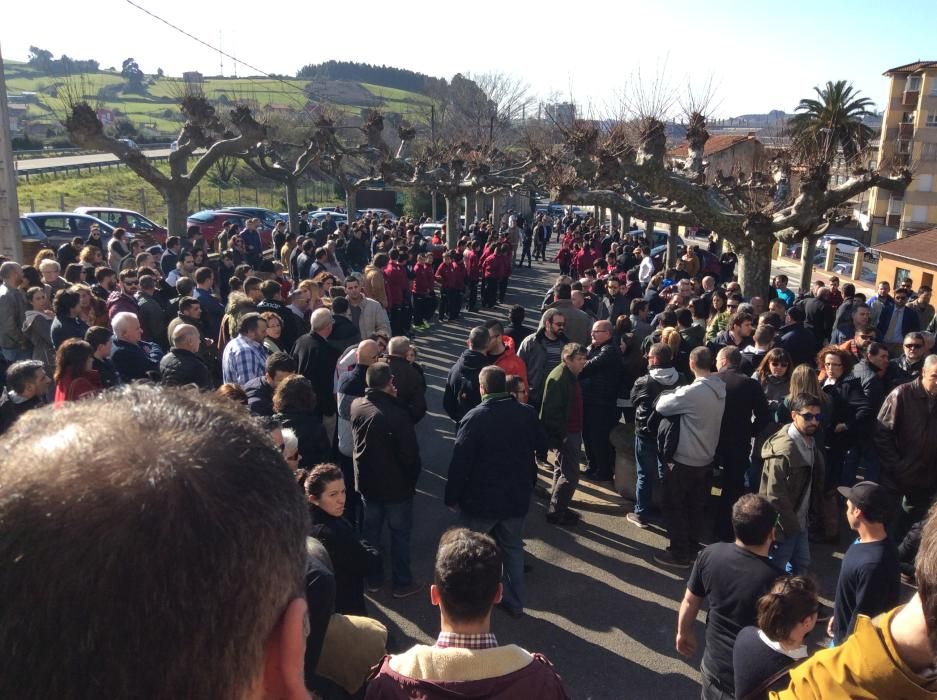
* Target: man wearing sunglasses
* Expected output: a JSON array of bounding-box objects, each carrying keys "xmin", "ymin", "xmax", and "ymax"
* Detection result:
[
  {"xmin": 759, "ymin": 393, "xmax": 826, "ymax": 575},
  {"xmin": 886, "ymin": 331, "xmax": 928, "ymax": 391},
  {"xmin": 877, "ymin": 288, "xmax": 921, "ymax": 358}
]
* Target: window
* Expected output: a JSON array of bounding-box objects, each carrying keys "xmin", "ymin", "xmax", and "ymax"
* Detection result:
[
  {"xmin": 902, "ymin": 111, "xmax": 915, "ymax": 123},
  {"xmin": 931, "ymin": 79, "xmax": 937, "ymax": 96},
  {"xmin": 928, "ymin": 114, "xmax": 937, "ymax": 127},
  {"xmin": 908, "ymin": 75, "xmax": 923, "ymax": 91},
  {"xmin": 912, "ymin": 205, "xmax": 928, "ymax": 222},
  {"xmin": 922, "ymin": 143, "xmax": 937, "ymax": 162},
  {"xmin": 888, "ymin": 198, "xmax": 903, "ymax": 215},
  {"xmin": 918, "ymin": 174, "xmax": 934, "ymax": 192},
  {"xmin": 923, "ymin": 272, "xmax": 934, "ymax": 289},
  {"xmin": 898, "ymin": 139, "xmax": 912, "ymax": 154},
  {"xmin": 895, "ymin": 268, "xmax": 911, "ymax": 287}
]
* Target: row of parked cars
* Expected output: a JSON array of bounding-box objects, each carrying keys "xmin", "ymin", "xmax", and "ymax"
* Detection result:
[{"xmin": 19, "ymin": 205, "xmax": 399, "ymax": 251}]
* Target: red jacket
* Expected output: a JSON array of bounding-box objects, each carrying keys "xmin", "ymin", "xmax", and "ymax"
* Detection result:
[
  {"xmin": 411, "ymin": 263, "xmax": 435, "ymax": 295},
  {"xmin": 482, "ymin": 254, "xmax": 510, "ymax": 280},
  {"xmin": 383, "ymin": 262, "xmax": 409, "ymax": 308},
  {"xmin": 463, "ymin": 251, "xmax": 481, "ymax": 281},
  {"xmin": 576, "ymin": 247, "xmax": 598, "ymax": 273},
  {"xmin": 54, "ymin": 369, "xmax": 102, "ymax": 404},
  {"xmin": 436, "ymin": 261, "xmax": 467, "ymax": 290},
  {"xmin": 492, "ymin": 344, "xmax": 528, "ymax": 384}
]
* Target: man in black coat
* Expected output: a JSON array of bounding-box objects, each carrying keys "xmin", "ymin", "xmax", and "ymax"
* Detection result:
[
  {"xmin": 292, "ymin": 308, "xmax": 341, "ymax": 444},
  {"xmin": 243, "ymin": 352, "xmax": 297, "ymax": 416},
  {"xmin": 324, "ymin": 297, "xmax": 361, "ymax": 356},
  {"xmin": 159, "ymin": 324, "xmax": 212, "ymax": 390},
  {"xmin": 780, "ymin": 306, "xmax": 819, "ymax": 367},
  {"xmin": 443, "ymin": 326, "xmax": 492, "ymax": 423},
  {"xmin": 804, "ymin": 287, "xmax": 835, "ymax": 346},
  {"xmin": 444, "ymin": 366, "xmax": 547, "ymax": 616},
  {"xmin": 714, "ymin": 346, "xmax": 770, "ymax": 541},
  {"xmin": 385, "ymin": 336, "xmax": 427, "ymax": 424},
  {"xmin": 111, "ymin": 312, "xmax": 161, "ymax": 382},
  {"xmin": 0, "ymin": 360, "xmax": 49, "ymax": 435},
  {"xmin": 580, "ymin": 319, "xmax": 623, "ymax": 481},
  {"xmin": 351, "ymin": 362, "xmax": 422, "ymax": 598}
]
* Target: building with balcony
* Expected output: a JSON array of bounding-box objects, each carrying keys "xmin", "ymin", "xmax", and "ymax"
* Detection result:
[{"xmin": 868, "ymin": 61, "xmax": 937, "ymax": 244}]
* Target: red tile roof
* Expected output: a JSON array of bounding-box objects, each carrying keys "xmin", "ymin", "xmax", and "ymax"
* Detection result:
[
  {"xmin": 668, "ymin": 134, "xmax": 756, "ymax": 158},
  {"xmin": 873, "ymin": 227, "xmax": 937, "ymax": 266},
  {"xmin": 884, "ymin": 61, "xmax": 937, "ymax": 76}
]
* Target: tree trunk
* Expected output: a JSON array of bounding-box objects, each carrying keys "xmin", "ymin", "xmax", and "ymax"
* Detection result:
[
  {"xmin": 737, "ymin": 234, "xmax": 774, "ymax": 298},
  {"xmin": 345, "ymin": 187, "xmax": 357, "ymax": 220},
  {"xmin": 431, "ymin": 191, "xmax": 438, "ymax": 220},
  {"xmin": 445, "ymin": 194, "xmax": 460, "ymax": 248},
  {"xmin": 285, "ymin": 178, "xmax": 300, "ymax": 234},
  {"xmin": 620, "ymin": 213, "xmax": 631, "ymax": 231},
  {"xmin": 491, "ymin": 194, "xmax": 501, "ymax": 228},
  {"xmin": 666, "ymin": 225, "xmax": 681, "ymax": 270},
  {"xmin": 464, "ymin": 193, "xmax": 475, "ymax": 227},
  {"xmin": 799, "ymin": 236, "xmax": 818, "ymax": 293},
  {"xmin": 164, "ymin": 186, "xmax": 191, "ymax": 240},
  {"xmin": 476, "ymin": 194, "xmax": 485, "ymax": 223}
]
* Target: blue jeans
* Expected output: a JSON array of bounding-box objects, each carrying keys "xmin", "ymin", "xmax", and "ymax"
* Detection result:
[
  {"xmin": 770, "ymin": 530, "xmax": 810, "ymax": 575},
  {"xmin": 361, "ymin": 497, "xmax": 413, "ymax": 587},
  {"xmin": 459, "ymin": 513, "xmax": 526, "ymax": 612},
  {"xmin": 633, "ymin": 434, "xmax": 660, "ymax": 518}
]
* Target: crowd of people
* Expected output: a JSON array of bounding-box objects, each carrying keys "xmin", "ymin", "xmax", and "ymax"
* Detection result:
[{"xmin": 2, "ymin": 205, "xmax": 937, "ymax": 699}]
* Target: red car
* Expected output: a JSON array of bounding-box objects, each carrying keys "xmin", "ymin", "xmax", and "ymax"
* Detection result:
[
  {"xmin": 74, "ymin": 207, "xmax": 168, "ymax": 245},
  {"xmin": 186, "ymin": 210, "xmax": 273, "ymax": 248}
]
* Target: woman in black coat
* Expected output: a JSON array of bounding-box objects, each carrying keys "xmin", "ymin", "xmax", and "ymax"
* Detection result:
[
  {"xmin": 305, "ymin": 463, "xmax": 381, "ymax": 615},
  {"xmin": 272, "ymin": 375, "xmax": 330, "ymax": 469}
]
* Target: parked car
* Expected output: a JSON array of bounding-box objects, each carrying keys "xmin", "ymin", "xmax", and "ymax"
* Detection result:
[
  {"xmin": 356, "ymin": 208, "xmax": 397, "ymax": 222},
  {"xmin": 309, "ymin": 211, "xmax": 348, "ymax": 225},
  {"xmin": 117, "ymin": 138, "xmax": 139, "ymax": 150},
  {"xmin": 186, "ymin": 210, "xmax": 271, "ymax": 248},
  {"xmin": 222, "ymin": 207, "xmax": 285, "ymax": 230},
  {"xmin": 419, "ymin": 223, "xmax": 443, "ymax": 239},
  {"xmin": 74, "ymin": 207, "xmax": 167, "ymax": 245},
  {"xmin": 25, "ymin": 212, "xmax": 116, "ymax": 248},
  {"xmin": 789, "ymin": 234, "xmax": 878, "ymax": 262},
  {"xmin": 649, "ymin": 243, "xmax": 721, "ymax": 277},
  {"xmin": 19, "ymin": 216, "xmax": 49, "ymax": 243}
]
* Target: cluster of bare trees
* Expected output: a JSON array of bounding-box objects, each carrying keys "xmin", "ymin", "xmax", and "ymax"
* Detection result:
[{"xmin": 61, "ymin": 72, "xmax": 911, "ymax": 295}]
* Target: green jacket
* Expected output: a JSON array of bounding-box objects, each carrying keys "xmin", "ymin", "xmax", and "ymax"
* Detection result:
[
  {"xmin": 539, "ymin": 364, "xmax": 576, "ymax": 448},
  {"xmin": 759, "ymin": 424, "xmax": 825, "ymax": 540}
]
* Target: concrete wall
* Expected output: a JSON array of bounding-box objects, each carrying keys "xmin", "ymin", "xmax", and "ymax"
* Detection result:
[{"xmin": 876, "ymin": 254, "xmax": 937, "ymax": 289}]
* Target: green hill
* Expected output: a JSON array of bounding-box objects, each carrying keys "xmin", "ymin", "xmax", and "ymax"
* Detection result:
[{"xmin": 4, "ymin": 60, "xmax": 436, "ymax": 145}]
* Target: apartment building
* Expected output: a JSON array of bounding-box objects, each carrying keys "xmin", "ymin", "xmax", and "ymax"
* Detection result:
[{"xmin": 868, "ymin": 61, "xmax": 937, "ymax": 244}]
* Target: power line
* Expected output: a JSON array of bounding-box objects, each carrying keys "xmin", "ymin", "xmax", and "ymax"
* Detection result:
[{"xmin": 124, "ymin": 0, "xmax": 309, "ymax": 99}]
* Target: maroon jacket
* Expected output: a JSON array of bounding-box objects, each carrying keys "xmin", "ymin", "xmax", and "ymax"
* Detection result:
[
  {"xmin": 365, "ymin": 651, "xmax": 569, "ymax": 700},
  {"xmin": 383, "ymin": 262, "xmax": 409, "ymax": 308},
  {"xmin": 481, "ymin": 254, "xmax": 509, "ymax": 280},
  {"xmin": 463, "ymin": 251, "xmax": 481, "ymax": 281},
  {"xmin": 436, "ymin": 261, "xmax": 467, "ymax": 291},
  {"xmin": 106, "ymin": 290, "xmax": 140, "ymax": 321},
  {"xmin": 411, "ymin": 263, "xmax": 435, "ymax": 295}
]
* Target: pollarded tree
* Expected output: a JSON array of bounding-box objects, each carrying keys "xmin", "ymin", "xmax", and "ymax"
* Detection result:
[{"xmin": 63, "ymin": 88, "xmax": 266, "ymax": 237}]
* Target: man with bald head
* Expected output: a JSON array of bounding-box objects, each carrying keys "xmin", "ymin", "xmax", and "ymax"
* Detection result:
[
  {"xmin": 337, "ymin": 338, "xmax": 382, "ymax": 526},
  {"xmin": 580, "ymin": 320, "xmax": 623, "ymax": 482},
  {"xmin": 385, "ymin": 336, "xmax": 427, "ymax": 423},
  {"xmin": 159, "ymin": 324, "xmax": 212, "ymax": 390}
]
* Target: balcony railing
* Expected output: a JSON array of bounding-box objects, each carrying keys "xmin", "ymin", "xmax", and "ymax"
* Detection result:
[
  {"xmin": 886, "ymin": 213, "xmax": 902, "ymax": 227},
  {"xmin": 903, "ymin": 90, "xmax": 921, "ymax": 107},
  {"xmin": 895, "ymin": 152, "xmax": 911, "ymax": 166},
  {"xmin": 899, "ymin": 121, "xmax": 915, "ymax": 137}
]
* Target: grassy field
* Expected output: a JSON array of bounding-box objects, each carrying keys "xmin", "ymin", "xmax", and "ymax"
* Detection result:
[
  {"xmin": 7, "ymin": 62, "xmax": 435, "ymax": 139},
  {"xmin": 17, "ymin": 164, "xmax": 341, "ymax": 224}
]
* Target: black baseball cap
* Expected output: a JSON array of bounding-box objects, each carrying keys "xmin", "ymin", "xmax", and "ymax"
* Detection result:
[{"xmin": 837, "ymin": 481, "xmax": 893, "ymax": 523}]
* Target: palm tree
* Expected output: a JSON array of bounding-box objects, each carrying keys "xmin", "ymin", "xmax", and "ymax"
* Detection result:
[{"xmin": 788, "ymin": 80, "xmax": 875, "ymax": 163}]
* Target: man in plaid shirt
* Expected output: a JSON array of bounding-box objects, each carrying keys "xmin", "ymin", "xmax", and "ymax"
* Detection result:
[
  {"xmin": 365, "ymin": 529, "xmax": 569, "ymax": 699},
  {"xmin": 222, "ymin": 313, "xmax": 268, "ymax": 387}
]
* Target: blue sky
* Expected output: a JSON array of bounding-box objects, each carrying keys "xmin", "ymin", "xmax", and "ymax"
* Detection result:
[{"xmin": 3, "ymin": 0, "xmax": 935, "ymax": 117}]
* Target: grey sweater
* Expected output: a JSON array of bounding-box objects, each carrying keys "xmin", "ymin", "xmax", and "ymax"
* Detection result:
[{"xmin": 656, "ymin": 374, "xmax": 727, "ymax": 467}]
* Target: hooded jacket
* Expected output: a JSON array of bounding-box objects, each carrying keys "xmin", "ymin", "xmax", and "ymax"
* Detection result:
[
  {"xmin": 517, "ymin": 329, "xmax": 569, "ymax": 405},
  {"xmin": 759, "ymin": 424, "xmax": 825, "ymax": 540},
  {"xmin": 366, "ymin": 646, "xmax": 569, "ymax": 700},
  {"xmin": 631, "ymin": 366, "xmax": 686, "ymax": 438},
  {"xmin": 22, "ymin": 310, "xmax": 55, "ymax": 370},
  {"xmin": 489, "ymin": 343, "xmax": 528, "ymax": 385},
  {"xmin": 655, "ymin": 374, "xmax": 727, "ymax": 467},
  {"xmin": 443, "ymin": 349, "xmax": 492, "ymax": 422}
]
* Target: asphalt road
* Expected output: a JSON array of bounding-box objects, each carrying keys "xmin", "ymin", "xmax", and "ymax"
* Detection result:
[
  {"xmin": 357, "ymin": 251, "xmax": 860, "ymax": 699},
  {"xmin": 15, "ymin": 148, "xmax": 172, "ymax": 172}
]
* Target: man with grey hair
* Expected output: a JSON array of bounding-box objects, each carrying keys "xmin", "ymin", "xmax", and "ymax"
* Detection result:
[
  {"xmin": 111, "ymin": 311, "xmax": 160, "ymax": 382},
  {"xmin": 38, "ymin": 259, "xmax": 68, "ymax": 297},
  {"xmin": 0, "ymin": 262, "xmax": 30, "ymax": 363},
  {"xmin": 386, "ymin": 336, "xmax": 427, "ymax": 423},
  {"xmin": 293, "ymin": 307, "xmax": 340, "ymax": 442},
  {"xmin": 159, "ymin": 324, "xmax": 211, "ymax": 390}
]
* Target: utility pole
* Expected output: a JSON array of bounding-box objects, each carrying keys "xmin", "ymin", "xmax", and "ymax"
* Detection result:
[{"xmin": 0, "ymin": 41, "xmax": 24, "ymax": 262}]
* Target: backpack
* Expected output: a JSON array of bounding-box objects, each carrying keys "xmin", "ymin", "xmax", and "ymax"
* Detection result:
[{"xmin": 443, "ymin": 364, "xmax": 482, "ymax": 422}]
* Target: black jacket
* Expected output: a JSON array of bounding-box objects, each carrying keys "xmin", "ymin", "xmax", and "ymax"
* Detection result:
[
  {"xmin": 443, "ymin": 349, "xmax": 491, "ymax": 422},
  {"xmin": 0, "ymin": 391, "xmax": 44, "ymax": 435},
  {"xmin": 779, "ymin": 323, "xmax": 819, "ymax": 367},
  {"xmin": 804, "ymin": 297, "xmax": 834, "ymax": 345},
  {"xmin": 292, "ymin": 332, "xmax": 340, "ymax": 417},
  {"xmin": 387, "ymin": 354, "xmax": 427, "ymax": 423},
  {"xmin": 822, "ymin": 374, "xmax": 873, "ymax": 455},
  {"xmin": 350, "ymin": 388, "xmax": 421, "ymax": 503},
  {"xmin": 274, "ymin": 409, "xmax": 331, "ymax": 468},
  {"xmin": 137, "ymin": 292, "xmax": 169, "ymax": 351},
  {"xmin": 309, "ymin": 505, "xmax": 380, "ymax": 616},
  {"xmin": 631, "ymin": 367, "xmax": 688, "ymax": 438},
  {"xmin": 257, "ymin": 298, "xmax": 297, "ymax": 353},
  {"xmin": 244, "ymin": 375, "xmax": 275, "ymax": 416},
  {"xmin": 325, "ymin": 315, "xmax": 362, "ymax": 356},
  {"xmin": 112, "ymin": 339, "xmax": 160, "ymax": 382},
  {"xmin": 159, "ymin": 347, "xmax": 211, "ymax": 389},
  {"xmin": 886, "ymin": 355, "xmax": 924, "ymax": 392},
  {"xmin": 445, "ymin": 394, "xmax": 547, "ymax": 519},
  {"xmin": 717, "ymin": 367, "xmax": 771, "ymax": 457},
  {"xmin": 579, "ymin": 340, "xmax": 622, "ymax": 406},
  {"xmin": 852, "ymin": 359, "xmax": 886, "ymax": 415}
]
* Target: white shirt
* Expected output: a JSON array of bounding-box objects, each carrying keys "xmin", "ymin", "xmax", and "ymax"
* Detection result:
[{"xmin": 638, "ymin": 256, "xmax": 655, "ymax": 285}]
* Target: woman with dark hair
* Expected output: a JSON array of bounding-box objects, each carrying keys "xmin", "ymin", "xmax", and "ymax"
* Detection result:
[
  {"xmin": 64, "ymin": 263, "xmax": 84, "ymax": 285},
  {"xmin": 23, "ymin": 286, "xmax": 55, "ymax": 371},
  {"xmin": 817, "ymin": 344, "xmax": 872, "ymax": 541},
  {"xmin": 191, "ymin": 247, "xmax": 207, "ymax": 269},
  {"xmin": 705, "ymin": 289, "xmax": 730, "ymax": 341},
  {"xmin": 50, "ymin": 289, "xmax": 89, "ymax": 349},
  {"xmin": 755, "ymin": 348, "xmax": 793, "ymax": 408},
  {"xmin": 85, "ymin": 325, "xmax": 120, "ymax": 388},
  {"xmin": 20, "ymin": 265, "xmax": 42, "ymax": 291},
  {"xmin": 305, "ymin": 463, "xmax": 380, "ymax": 615},
  {"xmin": 733, "ymin": 576, "xmax": 818, "ymax": 699},
  {"xmin": 215, "ymin": 382, "xmax": 248, "ymax": 405},
  {"xmin": 53, "ymin": 338, "xmax": 102, "ymax": 404},
  {"xmin": 107, "ymin": 227, "xmax": 130, "ymax": 272},
  {"xmin": 272, "ymin": 375, "xmax": 330, "ymax": 468},
  {"xmin": 259, "ymin": 311, "xmax": 284, "ymax": 355}
]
